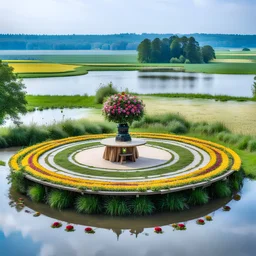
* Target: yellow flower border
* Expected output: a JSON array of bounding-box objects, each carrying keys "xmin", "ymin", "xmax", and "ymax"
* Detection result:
[{"xmin": 9, "ymin": 133, "xmax": 241, "ymax": 192}]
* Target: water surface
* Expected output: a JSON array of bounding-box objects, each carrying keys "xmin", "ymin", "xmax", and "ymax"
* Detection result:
[
  {"xmin": 0, "ymin": 149, "xmax": 255, "ymax": 256},
  {"xmin": 23, "ymin": 71, "xmax": 254, "ymax": 97}
]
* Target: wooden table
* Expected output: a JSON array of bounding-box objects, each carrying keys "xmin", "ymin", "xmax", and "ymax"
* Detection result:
[{"xmin": 101, "ymin": 138, "xmax": 146, "ymax": 163}]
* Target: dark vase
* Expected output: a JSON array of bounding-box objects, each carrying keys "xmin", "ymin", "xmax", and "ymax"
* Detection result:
[{"xmin": 116, "ymin": 123, "xmax": 131, "ymax": 142}]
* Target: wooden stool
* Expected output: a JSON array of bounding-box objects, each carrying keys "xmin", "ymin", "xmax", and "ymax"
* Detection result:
[{"xmin": 120, "ymin": 153, "xmax": 135, "ymax": 164}]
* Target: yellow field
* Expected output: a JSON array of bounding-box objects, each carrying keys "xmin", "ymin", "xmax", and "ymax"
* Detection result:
[
  {"xmin": 212, "ymin": 59, "xmax": 254, "ymax": 63},
  {"xmin": 10, "ymin": 63, "xmax": 80, "ymax": 73}
]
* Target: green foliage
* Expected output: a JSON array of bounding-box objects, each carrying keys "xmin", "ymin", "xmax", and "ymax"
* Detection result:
[
  {"xmin": 0, "ymin": 160, "xmax": 6, "ymax": 166},
  {"xmin": 191, "ymin": 122, "xmax": 229, "ymax": 135},
  {"xmin": 170, "ymin": 57, "xmax": 181, "ymax": 63},
  {"xmin": 75, "ymin": 195, "xmax": 101, "ymax": 214},
  {"xmin": 131, "ymin": 196, "xmax": 155, "ymax": 215},
  {"xmin": 188, "ymin": 188, "xmax": 209, "ymax": 205},
  {"xmin": 95, "ymin": 82, "xmax": 118, "ymax": 104},
  {"xmin": 0, "ymin": 61, "xmax": 27, "ymax": 125},
  {"xmin": 217, "ymin": 132, "xmax": 240, "ymax": 144},
  {"xmin": 151, "ymin": 38, "xmax": 162, "ymax": 63},
  {"xmin": 160, "ymin": 193, "xmax": 187, "ymax": 211},
  {"xmin": 167, "ymin": 120, "xmax": 188, "ymax": 134},
  {"xmin": 202, "ymin": 45, "xmax": 216, "ymax": 63},
  {"xmin": 48, "ymin": 190, "xmax": 73, "ymax": 209},
  {"xmin": 184, "ymin": 37, "xmax": 203, "ymax": 63},
  {"xmin": 62, "ymin": 120, "xmax": 85, "ymax": 136},
  {"xmin": 229, "ymin": 170, "xmax": 244, "ymax": 190},
  {"xmin": 237, "ymin": 136, "xmax": 251, "ymax": 150},
  {"xmin": 48, "ymin": 126, "xmax": 68, "ymax": 140},
  {"xmin": 212, "ymin": 181, "xmax": 231, "ymax": 198},
  {"xmin": 27, "ymin": 184, "xmax": 45, "ymax": 202},
  {"xmin": 252, "ymin": 76, "xmax": 256, "ymax": 98},
  {"xmin": 0, "ymin": 136, "xmax": 8, "ymax": 148},
  {"xmin": 242, "ymin": 48, "xmax": 250, "ymax": 51},
  {"xmin": 9, "ymin": 170, "xmax": 28, "ymax": 194},
  {"xmin": 248, "ymin": 139, "xmax": 256, "ymax": 152},
  {"xmin": 137, "ymin": 38, "xmax": 152, "ymax": 63},
  {"xmin": 185, "ymin": 59, "xmax": 191, "ymax": 64},
  {"xmin": 105, "ymin": 197, "xmax": 131, "ymax": 216},
  {"xmin": 170, "ymin": 38, "xmax": 181, "ymax": 58}
]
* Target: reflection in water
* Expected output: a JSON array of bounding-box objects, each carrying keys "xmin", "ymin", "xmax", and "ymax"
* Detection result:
[
  {"xmin": 23, "ymin": 71, "xmax": 254, "ymax": 97},
  {"xmin": 1, "ymin": 149, "xmax": 256, "ymax": 256}
]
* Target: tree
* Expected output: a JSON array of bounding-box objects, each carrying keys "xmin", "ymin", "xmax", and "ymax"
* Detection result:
[
  {"xmin": 161, "ymin": 38, "xmax": 171, "ymax": 63},
  {"xmin": 151, "ymin": 38, "xmax": 162, "ymax": 63},
  {"xmin": 184, "ymin": 37, "xmax": 202, "ymax": 63},
  {"xmin": 252, "ymin": 76, "xmax": 256, "ymax": 98},
  {"xmin": 201, "ymin": 45, "xmax": 216, "ymax": 63},
  {"xmin": 242, "ymin": 48, "xmax": 250, "ymax": 51},
  {"xmin": 0, "ymin": 61, "xmax": 27, "ymax": 125},
  {"xmin": 137, "ymin": 39, "xmax": 152, "ymax": 63},
  {"xmin": 170, "ymin": 38, "xmax": 181, "ymax": 58}
]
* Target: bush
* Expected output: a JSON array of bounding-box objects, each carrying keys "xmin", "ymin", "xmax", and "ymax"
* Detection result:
[
  {"xmin": 248, "ymin": 139, "xmax": 256, "ymax": 152},
  {"xmin": 229, "ymin": 170, "xmax": 244, "ymax": 190},
  {"xmin": 217, "ymin": 132, "xmax": 239, "ymax": 144},
  {"xmin": 131, "ymin": 196, "xmax": 155, "ymax": 215},
  {"xmin": 179, "ymin": 55, "xmax": 186, "ymax": 63},
  {"xmin": 48, "ymin": 190, "xmax": 73, "ymax": 209},
  {"xmin": 237, "ymin": 136, "xmax": 251, "ymax": 150},
  {"xmin": 104, "ymin": 197, "xmax": 131, "ymax": 216},
  {"xmin": 188, "ymin": 188, "xmax": 209, "ymax": 205},
  {"xmin": 212, "ymin": 181, "xmax": 231, "ymax": 198},
  {"xmin": 191, "ymin": 122, "xmax": 229, "ymax": 135},
  {"xmin": 48, "ymin": 126, "xmax": 68, "ymax": 140},
  {"xmin": 27, "ymin": 184, "xmax": 45, "ymax": 202},
  {"xmin": 95, "ymin": 82, "xmax": 118, "ymax": 104},
  {"xmin": 167, "ymin": 120, "xmax": 188, "ymax": 134},
  {"xmin": 170, "ymin": 57, "xmax": 181, "ymax": 63},
  {"xmin": 62, "ymin": 120, "xmax": 85, "ymax": 136},
  {"xmin": 75, "ymin": 195, "xmax": 101, "ymax": 214},
  {"xmin": 26, "ymin": 126, "xmax": 49, "ymax": 145},
  {"xmin": 160, "ymin": 193, "xmax": 187, "ymax": 211},
  {"xmin": 0, "ymin": 136, "xmax": 8, "ymax": 148},
  {"xmin": 9, "ymin": 170, "xmax": 28, "ymax": 194},
  {"xmin": 185, "ymin": 59, "xmax": 191, "ymax": 64}
]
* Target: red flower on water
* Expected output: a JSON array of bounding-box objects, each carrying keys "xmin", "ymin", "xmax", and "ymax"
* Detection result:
[
  {"xmin": 223, "ymin": 205, "xmax": 231, "ymax": 211},
  {"xmin": 178, "ymin": 224, "xmax": 185, "ymax": 228},
  {"xmin": 85, "ymin": 227, "xmax": 95, "ymax": 234},
  {"xmin": 154, "ymin": 226, "xmax": 163, "ymax": 233},
  {"xmin": 197, "ymin": 219, "xmax": 205, "ymax": 225},
  {"xmin": 51, "ymin": 222, "xmax": 62, "ymax": 228},
  {"xmin": 65, "ymin": 225, "xmax": 75, "ymax": 232}
]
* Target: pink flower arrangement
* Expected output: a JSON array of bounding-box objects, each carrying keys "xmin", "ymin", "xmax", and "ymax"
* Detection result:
[
  {"xmin": 154, "ymin": 226, "xmax": 163, "ymax": 234},
  {"xmin": 85, "ymin": 227, "xmax": 95, "ymax": 234},
  {"xmin": 102, "ymin": 92, "xmax": 145, "ymax": 124}
]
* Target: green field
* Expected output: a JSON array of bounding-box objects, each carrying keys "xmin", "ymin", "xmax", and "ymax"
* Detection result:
[{"xmin": 2, "ymin": 50, "xmax": 256, "ymax": 77}]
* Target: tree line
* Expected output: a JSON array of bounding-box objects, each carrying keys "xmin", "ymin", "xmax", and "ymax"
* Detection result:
[
  {"xmin": 0, "ymin": 33, "xmax": 255, "ymax": 50},
  {"xmin": 137, "ymin": 36, "xmax": 215, "ymax": 63}
]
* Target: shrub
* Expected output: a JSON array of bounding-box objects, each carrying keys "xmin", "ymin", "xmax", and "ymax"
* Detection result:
[
  {"xmin": 229, "ymin": 170, "xmax": 244, "ymax": 190},
  {"xmin": 9, "ymin": 170, "xmax": 28, "ymax": 194},
  {"xmin": 61, "ymin": 120, "xmax": 85, "ymax": 136},
  {"xmin": 160, "ymin": 193, "xmax": 187, "ymax": 211},
  {"xmin": 212, "ymin": 181, "xmax": 231, "ymax": 198},
  {"xmin": 237, "ymin": 136, "xmax": 251, "ymax": 150},
  {"xmin": 26, "ymin": 126, "xmax": 49, "ymax": 145},
  {"xmin": 188, "ymin": 188, "xmax": 209, "ymax": 205},
  {"xmin": 248, "ymin": 139, "xmax": 256, "ymax": 152},
  {"xmin": 217, "ymin": 132, "xmax": 239, "ymax": 144},
  {"xmin": 185, "ymin": 59, "xmax": 191, "ymax": 64},
  {"xmin": 192, "ymin": 122, "xmax": 229, "ymax": 135},
  {"xmin": 27, "ymin": 184, "xmax": 45, "ymax": 202},
  {"xmin": 95, "ymin": 82, "xmax": 118, "ymax": 104},
  {"xmin": 0, "ymin": 136, "xmax": 8, "ymax": 148},
  {"xmin": 0, "ymin": 160, "xmax": 6, "ymax": 166},
  {"xmin": 48, "ymin": 190, "xmax": 73, "ymax": 209},
  {"xmin": 170, "ymin": 57, "xmax": 181, "ymax": 63},
  {"xmin": 5, "ymin": 127, "xmax": 29, "ymax": 146},
  {"xmin": 131, "ymin": 196, "xmax": 155, "ymax": 215},
  {"xmin": 179, "ymin": 55, "xmax": 186, "ymax": 63},
  {"xmin": 75, "ymin": 195, "xmax": 101, "ymax": 214},
  {"xmin": 48, "ymin": 126, "xmax": 68, "ymax": 140},
  {"xmin": 167, "ymin": 120, "xmax": 188, "ymax": 134},
  {"xmin": 104, "ymin": 197, "xmax": 131, "ymax": 216}
]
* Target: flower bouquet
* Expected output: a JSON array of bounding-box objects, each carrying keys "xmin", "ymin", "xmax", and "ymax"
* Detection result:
[{"xmin": 102, "ymin": 92, "xmax": 145, "ymax": 141}]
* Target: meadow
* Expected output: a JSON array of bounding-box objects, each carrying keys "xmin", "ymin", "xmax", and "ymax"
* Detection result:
[{"xmin": 2, "ymin": 50, "xmax": 256, "ymax": 77}]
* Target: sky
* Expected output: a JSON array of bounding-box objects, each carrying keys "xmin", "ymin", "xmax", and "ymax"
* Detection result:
[{"xmin": 1, "ymin": 0, "xmax": 256, "ymax": 35}]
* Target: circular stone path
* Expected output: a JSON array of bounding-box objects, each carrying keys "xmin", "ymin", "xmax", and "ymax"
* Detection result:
[{"xmin": 75, "ymin": 145, "xmax": 172, "ymax": 170}]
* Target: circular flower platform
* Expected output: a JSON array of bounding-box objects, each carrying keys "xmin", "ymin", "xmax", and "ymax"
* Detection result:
[{"xmin": 9, "ymin": 133, "xmax": 241, "ymax": 195}]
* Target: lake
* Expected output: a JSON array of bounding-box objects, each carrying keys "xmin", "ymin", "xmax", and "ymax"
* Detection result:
[
  {"xmin": 0, "ymin": 148, "xmax": 255, "ymax": 256},
  {"xmin": 23, "ymin": 71, "xmax": 254, "ymax": 97}
]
